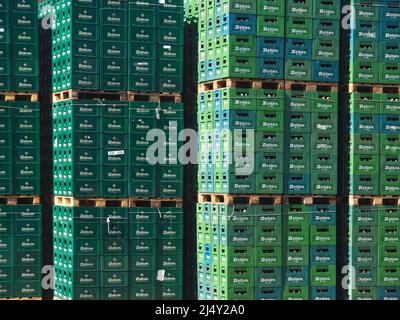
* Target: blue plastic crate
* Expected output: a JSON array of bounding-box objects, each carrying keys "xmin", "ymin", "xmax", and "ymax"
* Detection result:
[
  {"xmin": 310, "ymin": 205, "xmax": 336, "ymax": 225},
  {"xmin": 204, "ymin": 171, "xmax": 214, "ymax": 193},
  {"xmin": 350, "ymin": 113, "xmax": 380, "ymax": 134},
  {"xmin": 379, "ymin": 41, "xmax": 400, "ymax": 62},
  {"xmin": 198, "ymin": 60, "xmax": 207, "ymax": 82},
  {"xmin": 256, "ymin": 58, "xmax": 284, "ymax": 79},
  {"xmin": 255, "ymin": 267, "xmax": 282, "ymax": 288},
  {"xmin": 312, "ymin": 61, "xmax": 339, "ymax": 82},
  {"xmin": 377, "ymin": 286, "xmax": 400, "ymax": 300},
  {"xmin": 311, "ymin": 286, "xmax": 336, "ymax": 300},
  {"xmin": 285, "ymin": 38, "xmax": 312, "ymax": 60},
  {"xmin": 380, "ymin": 21, "xmax": 400, "ymax": 41},
  {"xmin": 381, "ymin": 114, "xmax": 400, "ymax": 133},
  {"xmin": 257, "ymin": 37, "xmax": 285, "ymax": 58},
  {"xmin": 220, "ymin": 13, "xmax": 257, "ymax": 36},
  {"xmin": 310, "ymin": 246, "xmax": 336, "ymax": 265},
  {"xmin": 206, "ymin": 59, "xmax": 216, "ymax": 81},
  {"xmin": 283, "ymin": 266, "xmax": 309, "ymax": 286},
  {"xmin": 255, "ymin": 287, "xmax": 282, "ymax": 300},
  {"xmin": 213, "ymin": 89, "xmax": 222, "ymax": 111},
  {"xmin": 380, "ymin": 1, "xmax": 400, "ymax": 21},
  {"xmin": 284, "ymin": 173, "xmax": 311, "ymax": 194},
  {"xmin": 221, "ymin": 109, "xmax": 256, "ymax": 129}
]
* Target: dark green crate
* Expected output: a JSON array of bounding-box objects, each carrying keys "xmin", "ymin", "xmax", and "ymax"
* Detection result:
[
  {"xmin": 101, "ymin": 287, "xmax": 129, "ymax": 300},
  {"xmin": 14, "ymin": 281, "xmax": 41, "ymax": 298},
  {"xmin": 129, "ymin": 285, "xmax": 156, "ymax": 300},
  {"xmin": 129, "ymin": 270, "xmax": 156, "ymax": 286},
  {"xmin": 129, "ymin": 254, "xmax": 156, "ymax": 271},
  {"xmin": 102, "ymin": 239, "xmax": 128, "ymax": 256},
  {"xmin": 101, "ymin": 271, "xmax": 128, "ymax": 287}
]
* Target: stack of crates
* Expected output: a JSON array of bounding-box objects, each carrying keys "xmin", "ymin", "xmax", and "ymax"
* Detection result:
[
  {"xmin": 284, "ymin": 83, "xmax": 338, "ymax": 195},
  {"xmin": 53, "ymin": 206, "xmax": 129, "ymax": 300},
  {"xmin": 0, "ymin": 205, "xmax": 43, "ymax": 299},
  {"xmin": 53, "ymin": 205, "xmax": 183, "ymax": 300},
  {"xmin": 51, "ymin": 0, "xmax": 185, "ymax": 300},
  {"xmin": 52, "ymin": 98, "xmax": 185, "ymax": 300},
  {"xmin": 0, "ymin": 101, "xmax": 41, "ymax": 196},
  {"xmin": 349, "ymin": 0, "xmax": 400, "ymax": 84},
  {"xmin": 285, "ymin": 0, "xmax": 340, "ymax": 82},
  {"xmin": 349, "ymin": 203, "xmax": 400, "ymax": 300},
  {"xmin": 0, "ymin": 0, "xmax": 39, "ymax": 91},
  {"xmin": 0, "ymin": 0, "xmax": 41, "ymax": 300},
  {"xmin": 195, "ymin": 0, "xmax": 340, "ymax": 301},
  {"xmin": 197, "ymin": 203, "xmax": 283, "ymax": 300},
  {"xmin": 349, "ymin": 1, "xmax": 400, "ymax": 195},
  {"xmin": 197, "ymin": 0, "xmax": 340, "ymax": 82},
  {"xmin": 52, "ymin": 100, "xmax": 184, "ymax": 198},
  {"xmin": 51, "ymin": 0, "xmax": 183, "ymax": 92},
  {"xmin": 197, "ymin": 84, "xmax": 285, "ymax": 195},
  {"xmin": 348, "ymin": 1, "xmax": 400, "ymax": 300},
  {"xmin": 282, "ymin": 203, "xmax": 336, "ymax": 300}
]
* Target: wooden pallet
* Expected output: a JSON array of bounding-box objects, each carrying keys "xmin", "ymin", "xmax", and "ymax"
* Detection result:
[
  {"xmin": 198, "ymin": 194, "xmax": 282, "ymax": 205},
  {"xmin": 128, "ymin": 92, "xmax": 182, "ymax": 103},
  {"xmin": 54, "ymin": 196, "xmax": 129, "ymax": 208},
  {"xmin": 52, "ymin": 90, "xmax": 127, "ymax": 102},
  {"xmin": 0, "ymin": 297, "xmax": 42, "ymax": 301},
  {"xmin": 128, "ymin": 197, "xmax": 183, "ymax": 208},
  {"xmin": 198, "ymin": 78, "xmax": 285, "ymax": 92},
  {"xmin": 348, "ymin": 83, "xmax": 400, "ymax": 94},
  {"xmin": 285, "ymin": 81, "xmax": 339, "ymax": 92},
  {"xmin": 0, "ymin": 92, "xmax": 39, "ymax": 102},
  {"xmin": 348, "ymin": 195, "xmax": 400, "ymax": 206},
  {"xmin": 0, "ymin": 196, "xmax": 41, "ymax": 205},
  {"xmin": 282, "ymin": 195, "xmax": 337, "ymax": 205}
]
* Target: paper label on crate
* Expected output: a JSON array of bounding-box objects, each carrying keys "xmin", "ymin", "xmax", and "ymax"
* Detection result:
[
  {"xmin": 159, "ymin": 0, "xmax": 166, "ymax": 4},
  {"xmin": 163, "ymin": 45, "xmax": 172, "ymax": 50},
  {"xmin": 157, "ymin": 270, "xmax": 166, "ymax": 282},
  {"xmin": 108, "ymin": 150, "xmax": 125, "ymax": 156},
  {"xmin": 0, "ymin": 28, "xmax": 4, "ymax": 33}
]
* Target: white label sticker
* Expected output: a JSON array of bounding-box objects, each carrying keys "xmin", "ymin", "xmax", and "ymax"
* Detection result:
[
  {"xmin": 159, "ymin": 0, "xmax": 166, "ymax": 4},
  {"xmin": 108, "ymin": 150, "xmax": 125, "ymax": 156},
  {"xmin": 163, "ymin": 45, "xmax": 172, "ymax": 50},
  {"xmin": 157, "ymin": 270, "xmax": 166, "ymax": 282}
]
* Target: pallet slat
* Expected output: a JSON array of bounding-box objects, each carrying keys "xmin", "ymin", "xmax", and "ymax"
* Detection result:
[
  {"xmin": 128, "ymin": 92, "xmax": 182, "ymax": 103},
  {"xmin": 0, "ymin": 92, "xmax": 39, "ymax": 102},
  {"xmin": 348, "ymin": 83, "xmax": 400, "ymax": 94},
  {"xmin": 348, "ymin": 195, "xmax": 400, "ymax": 206},
  {"xmin": 52, "ymin": 90, "xmax": 127, "ymax": 102},
  {"xmin": 198, "ymin": 78, "xmax": 285, "ymax": 92},
  {"xmin": 54, "ymin": 197, "xmax": 183, "ymax": 208},
  {"xmin": 129, "ymin": 197, "xmax": 183, "ymax": 208},
  {"xmin": 0, "ymin": 196, "xmax": 41, "ymax": 205},
  {"xmin": 54, "ymin": 196, "xmax": 129, "ymax": 208},
  {"xmin": 198, "ymin": 194, "xmax": 282, "ymax": 205}
]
